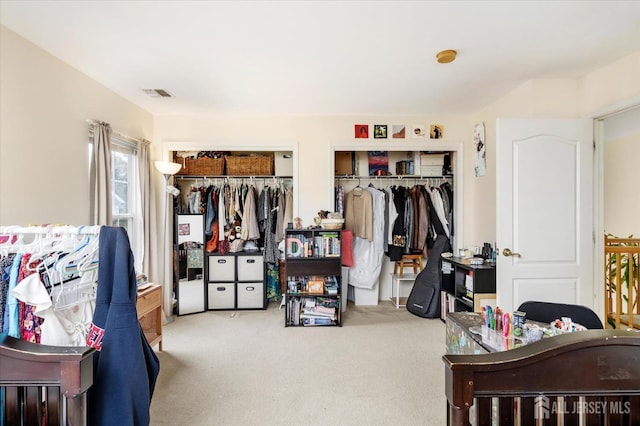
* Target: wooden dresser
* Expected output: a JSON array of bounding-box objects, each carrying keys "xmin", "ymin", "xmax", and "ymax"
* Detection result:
[{"xmin": 136, "ymin": 283, "xmax": 163, "ymax": 351}]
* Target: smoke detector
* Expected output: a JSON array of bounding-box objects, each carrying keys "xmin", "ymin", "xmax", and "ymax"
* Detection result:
[{"xmin": 142, "ymin": 88, "xmax": 173, "ymax": 98}]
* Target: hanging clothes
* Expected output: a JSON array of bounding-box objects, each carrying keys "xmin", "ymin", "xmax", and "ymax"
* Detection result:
[
  {"xmin": 348, "ymin": 186, "xmax": 385, "ymax": 289},
  {"xmin": 87, "ymin": 226, "xmax": 159, "ymax": 426},
  {"xmin": 344, "ymin": 186, "xmax": 373, "ymax": 241}
]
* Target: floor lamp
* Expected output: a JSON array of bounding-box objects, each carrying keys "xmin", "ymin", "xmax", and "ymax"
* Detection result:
[{"xmin": 155, "ymin": 160, "xmax": 182, "ymax": 323}]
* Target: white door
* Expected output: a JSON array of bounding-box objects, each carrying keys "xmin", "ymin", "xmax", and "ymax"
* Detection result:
[{"xmin": 496, "ymin": 118, "xmax": 594, "ymax": 313}]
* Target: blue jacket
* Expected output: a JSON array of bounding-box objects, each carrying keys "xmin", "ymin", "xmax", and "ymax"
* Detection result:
[{"xmin": 87, "ymin": 226, "xmax": 160, "ymax": 425}]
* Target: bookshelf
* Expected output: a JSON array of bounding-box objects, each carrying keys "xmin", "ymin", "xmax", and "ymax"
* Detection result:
[{"xmin": 284, "ymin": 229, "xmax": 342, "ymax": 327}]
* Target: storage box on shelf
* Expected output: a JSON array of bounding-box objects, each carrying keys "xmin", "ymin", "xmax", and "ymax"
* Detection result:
[
  {"xmin": 174, "ymin": 153, "xmax": 225, "ymax": 176},
  {"xmin": 225, "ymin": 154, "xmax": 274, "ymax": 176},
  {"xmin": 284, "ymin": 229, "xmax": 342, "ymax": 327}
]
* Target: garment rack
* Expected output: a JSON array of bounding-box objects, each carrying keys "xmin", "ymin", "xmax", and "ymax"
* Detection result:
[{"xmin": 0, "ymin": 225, "xmax": 102, "ymax": 236}]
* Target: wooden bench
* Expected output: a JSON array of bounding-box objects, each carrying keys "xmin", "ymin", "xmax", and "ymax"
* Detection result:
[
  {"xmin": 1, "ymin": 333, "xmax": 94, "ymax": 426},
  {"xmin": 443, "ymin": 329, "xmax": 640, "ymax": 425}
]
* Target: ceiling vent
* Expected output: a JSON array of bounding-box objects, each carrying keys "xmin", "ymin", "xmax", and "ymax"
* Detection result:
[{"xmin": 142, "ymin": 88, "xmax": 173, "ymax": 98}]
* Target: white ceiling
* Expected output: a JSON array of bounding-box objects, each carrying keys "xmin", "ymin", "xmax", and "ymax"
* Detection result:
[{"xmin": 2, "ymin": 1, "xmax": 640, "ymax": 116}]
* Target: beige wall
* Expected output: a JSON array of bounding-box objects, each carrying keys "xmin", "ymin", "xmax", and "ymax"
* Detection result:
[
  {"xmin": 154, "ymin": 115, "xmax": 470, "ymax": 228},
  {"xmin": 604, "ymin": 106, "xmax": 640, "ymax": 238},
  {"xmin": 468, "ymin": 52, "xmax": 640, "ymax": 246},
  {"xmin": 2, "ymin": 25, "xmax": 639, "ymax": 297},
  {"xmin": 0, "ymin": 25, "xmax": 153, "ymax": 225}
]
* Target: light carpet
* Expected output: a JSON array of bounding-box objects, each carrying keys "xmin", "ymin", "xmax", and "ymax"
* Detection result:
[{"xmin": 149, "ymin": 301, "xmax": 447, "ymax": 425}]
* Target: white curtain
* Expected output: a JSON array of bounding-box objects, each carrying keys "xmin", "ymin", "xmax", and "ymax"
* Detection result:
[
  {"xmin": 137, "ymin": 140, "xmax": 157, "ymax": 280},
  {"xmin": 89, "ymin": 121, "xmax": 112, "ymax": 225}
]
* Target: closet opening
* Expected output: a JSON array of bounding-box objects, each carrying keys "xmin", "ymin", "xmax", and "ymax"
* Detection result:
[{"xmin": 330, "ymin": 143, "xmax": 463, "ymax": 305}]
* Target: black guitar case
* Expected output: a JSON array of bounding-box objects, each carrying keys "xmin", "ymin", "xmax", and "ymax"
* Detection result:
[{"xmin": 406, "ymin": 235, "xmax": 451, "ymax": 318}]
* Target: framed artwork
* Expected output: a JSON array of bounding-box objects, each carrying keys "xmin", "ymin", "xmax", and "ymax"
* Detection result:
[
  {"xmin": 412, "ymin": 125, "xmax": 426, "ymax": 138},
  {"xmin": 430, "ymin": 124, "xmax": 444, "ymax": 139},
  {"xmin": 373, "ymin": 124, "xmax": 388, "ymax": 139},
  {"xmin": 355, "ymin": 124, "xmax": 369, "ymax": 138},
  {"xmin": 392, "ymin": 125, "xmax": 406, "ymax": 139},
  {"xmin": 474, "ymin": 122, "xmax": 486, "ymax": 177},
  {"xmin": 367, "ymin": 151, "xmax": 388, "ymax": 176}
]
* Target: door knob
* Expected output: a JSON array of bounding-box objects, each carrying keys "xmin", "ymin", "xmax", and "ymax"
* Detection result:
[{"xmin": 502, "ymin": 248, "xmax": 521, "ymax": 257}]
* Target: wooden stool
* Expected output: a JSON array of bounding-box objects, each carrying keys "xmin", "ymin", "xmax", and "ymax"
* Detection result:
[{"xmin": 393, "ymin": 254, "xmax": 423, "ymax": 277}]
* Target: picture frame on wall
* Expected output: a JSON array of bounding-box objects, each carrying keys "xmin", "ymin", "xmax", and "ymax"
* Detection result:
[
  {"xmin": 392, "ymin": 125, "xmax": 406, "ymax": 139},
  {"xmin": 373, "ymin": 125, "xmax": 388, "ymax": 139},
  {"xmin": 412, "ymin": 125, "xmax": 426, "ymax": 138},
  {"xmin": 355, "ymin": 124, "xmax": 369, "ymax": 138},
  {"xmin": 430, "ymin": 124, "xmax": 444, "ymax": 139}
]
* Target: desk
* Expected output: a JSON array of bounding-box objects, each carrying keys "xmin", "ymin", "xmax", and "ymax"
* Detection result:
[
  {"xmin": 137, "ymin": 283, "xmax": 163, "ymax": 351},
  {"xmin": 389, "ymin": 272, "xmax": 416, "ymax": 308}
]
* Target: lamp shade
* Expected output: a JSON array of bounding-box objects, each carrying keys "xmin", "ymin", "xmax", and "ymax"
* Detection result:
[{"xmin": 155, "ymin": 160, "xmax": 182, "ymax": 176}]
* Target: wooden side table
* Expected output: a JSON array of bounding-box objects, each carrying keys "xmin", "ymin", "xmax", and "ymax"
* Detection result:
[{"xmin": 137, "ymin": 283, "xmax": 163, "ymax": 351}]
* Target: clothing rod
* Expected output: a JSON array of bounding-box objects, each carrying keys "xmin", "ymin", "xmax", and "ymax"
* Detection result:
[
  {"xmin": 0, "ymin": 225, "xmax": 102, "ymax": 235},
  {"xmin": 335, "ymin": 175, "xmax": 452, "ymax": 180}
]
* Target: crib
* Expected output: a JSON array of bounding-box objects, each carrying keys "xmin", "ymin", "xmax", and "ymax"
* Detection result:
[
  {"xmin": 0, "ymin": 333, "xmax": 94, "ymax": 426},
  {"xmin": 443, "ymin": 329, "xmax": 640, "ymax": 425}
]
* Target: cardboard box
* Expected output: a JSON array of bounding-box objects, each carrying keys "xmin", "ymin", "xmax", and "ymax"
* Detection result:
[{"xmin": 335, "ymin": 151, "xmax": 355, "ymax": 175}]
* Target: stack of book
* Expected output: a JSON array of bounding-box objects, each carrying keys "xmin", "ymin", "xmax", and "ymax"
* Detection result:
[{"xmin": 300, "ymin": 297, "xmax": 337, "ymax": 326}]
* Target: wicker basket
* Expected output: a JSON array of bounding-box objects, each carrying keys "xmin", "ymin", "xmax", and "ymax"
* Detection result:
[
  {"xmin": 174, "ymin": 155, "xmax": 225, "ymax": 176},
  {"xmin": 225, "ymin": 155, "xmax": 274, "ymax": 176}
]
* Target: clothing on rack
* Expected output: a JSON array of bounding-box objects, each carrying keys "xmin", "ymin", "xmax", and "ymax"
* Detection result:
[
  {"xmin": 348, "ymin": 186, "xmax": 386, "ymax": 289},
  {"xmin": 337, "ymin": 178, "xmax": 454, "ymax": 263},
  {"xmin": 0, "ymin": 225, "xmax": 102, "ymax": 345},
  {"xmin": 344, "ymin": 186, "xmax": 373, "ymax": 241}
]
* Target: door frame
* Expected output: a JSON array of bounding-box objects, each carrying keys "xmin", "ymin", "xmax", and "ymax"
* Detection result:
[{"xmin": 590, "ymin": 96, "xmax": 640, "ymax": 320}]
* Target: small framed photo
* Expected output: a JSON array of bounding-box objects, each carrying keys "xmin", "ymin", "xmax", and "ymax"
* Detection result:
[
  {"xmin": 412, "ymin": 125, "xmax": 426, "ymax": 138},
  {"xmin": 178, "ymin": 224, "xmax": 190, "ymax": 236},
  {"xmin": 392, "ymin": 125, "xmax": 406, "ymax": 139},
  {"xmin": 430, "ymin": 124, "xmax": 444, "ymax": 139},
  {"xmin": 355, "ymin": 124, "xmax": 369, "ymax": 138},
  {"xmin": 374, "ymin": 125, "xmax": 388, "ymax": 139}
]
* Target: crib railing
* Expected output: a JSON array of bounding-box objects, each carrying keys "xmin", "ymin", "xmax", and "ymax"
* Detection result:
[
  {"xmin": 605, "ymin": 235, "xmax": 640, "ymax": 329},
  {"xmin": 443, "ymin": 330, "xmax": 640, "ymax": 425},
  {"xmin": 0, "ymin": 333, "xmax": 94, "ymax": 426}
]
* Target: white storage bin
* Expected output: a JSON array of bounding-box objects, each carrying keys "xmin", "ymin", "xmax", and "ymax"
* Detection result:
[
  {"xmin": 351, "ymin": 283, "xmax": 380, "ymax": 306},
  {"xmin": 209, "ymin": 255, "xmax": 235, "ymax": 281},
  {"xmin": 208, "ymin": 283, "xmax": 235, "ymax": 309},
  {"xmin": 237, "ymin": 255, "xmax": 264, "ymax": 281},
  {"xmin": 274, "ymin": 151, "xmax": 293, "ymax": 176},
  {"xmin": 237, "ymin": 282, "xmax": 264, "ymax": 309}
]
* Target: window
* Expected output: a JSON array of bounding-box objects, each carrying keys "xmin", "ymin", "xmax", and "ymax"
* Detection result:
[
  {"xmin": 110, "ymin": 141, "xmax": 139, "ymax": 241},
  {"xmin": 89, "ymin": 129, "xmax": 142, "ymax": 264}
]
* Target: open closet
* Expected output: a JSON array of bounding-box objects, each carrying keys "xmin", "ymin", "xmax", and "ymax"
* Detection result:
[
  {"xmin": 331, "ymin": 146, "xmax": 464, "ymax": 305},
  {"xmin": 168, "ymin": 150, "xmax": 295, "ymax": 314}
]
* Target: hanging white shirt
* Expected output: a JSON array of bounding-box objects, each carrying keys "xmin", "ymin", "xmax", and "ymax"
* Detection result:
[{"xmin": 11, "ymin": 274, "xmax": 95, "ymax": 346}]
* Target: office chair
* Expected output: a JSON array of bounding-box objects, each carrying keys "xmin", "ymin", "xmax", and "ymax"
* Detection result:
[{"xmin": 517, "ymin": 301, "xmax": 604, "ymax": 329}]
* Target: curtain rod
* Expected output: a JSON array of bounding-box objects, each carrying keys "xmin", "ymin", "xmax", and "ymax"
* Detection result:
[
  {"xmin": 0, "ymin": 225, "xmax": 102, "ymax": 235},
  {"xmin": 86, "ymin": 119, "xmax": 150, "ymax": 145}
]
